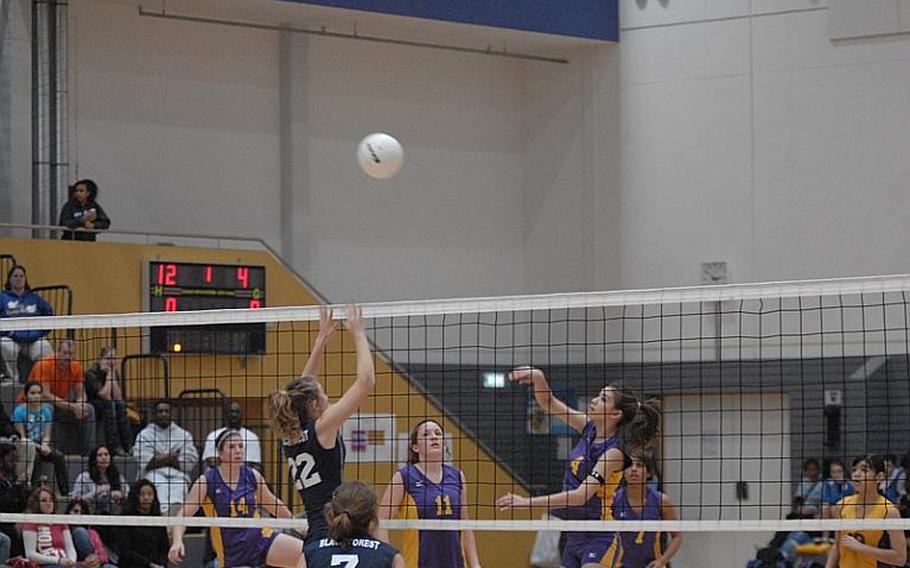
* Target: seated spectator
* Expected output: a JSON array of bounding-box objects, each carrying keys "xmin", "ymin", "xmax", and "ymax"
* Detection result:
[
  {"xmin": 794, "ymin": 457, "xmax": 823, "ymax": 518},
  {"xmin": 0, "ymin": 443, "xmax": 28, "ymax": 561},
  {"xmin": 0, "ymin": 265, "xmax": 53, "ymax": 384},
  {"xmin": 25, "ymin": 339, "xmax": 97, "ymax": 455},
  {"xmin": 133, "ymin": 400, "xmax": 197, "ymax": 514},
  {"xmin": 85, "ymin": 347, "xmax": 132, "ymax": 455},
  {"xmin": 821, "ymin": 458, "xmax": 855, "ymax": 511},
  {"xmin": 201, "ymin": 401, "xmax": 261, "ymax": 471},
  {"xmin": 13, "ymin": 382, "xmax": 70, "ymax": 496},
  {"xmin": 66, "ymin": 498, "xmax": 116, "ymax": 568},
  {"xmin": 58, "ymin": 179, "xmax": 110, "ymax": 242},
  {"xmin": 21, "ymin": 485, "xmax": 78, "ymax": 566},
  {"xmin": 0, "ymin": 401, "xmax": 36, "ymax": 477},
  {"xmin": 885, "ymin": 453, "xmax": 908, "ymax": 504},
  {"xmin": 114, "ymin": 479, "xmax": 170, "ymax": 568},
  {"xmin": 72, "ymin": 445, "xmax": 127, "ymax": 515}
]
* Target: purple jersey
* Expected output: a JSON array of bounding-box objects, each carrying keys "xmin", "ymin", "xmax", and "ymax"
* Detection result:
[
  {"xmin": 398, "ymin": 463, "xmax": 465, "ymax": 568},
  {"xmin": 203, "ymin": 465, "xmax": 278, "ymax": 568},
  {"xmin": 613, "ymin": 486, "xmax": 663, "ymax": 568},
  {"xmin": 557, "ymin": 422, "xmax": 623, "ymax": 520}
]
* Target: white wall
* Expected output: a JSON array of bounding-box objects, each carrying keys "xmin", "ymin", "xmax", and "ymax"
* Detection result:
[
  {"xmin": 1, "ymin": 0, "xmax": 32, "ymax": 225},
  {"xmin": 285, "ymin": 33, "xmax": 528, "ymax": 302},
  {"xmin": 70, "ymin": 0, "xmax": 283, "ymax": 248},
  {"xmin": 619, "ymin": 0, "xmax": 910, "ymax": 289}
]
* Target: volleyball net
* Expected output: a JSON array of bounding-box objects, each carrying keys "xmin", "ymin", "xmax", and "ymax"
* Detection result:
[{"xmin": 2, "ymin": 273, "xmax": 910, "ymax": 543}]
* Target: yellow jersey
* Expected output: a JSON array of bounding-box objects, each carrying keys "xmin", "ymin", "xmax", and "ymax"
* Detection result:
[{"xmin": 835, "ymin": 493, "xmax": 897, "ymax": 568}]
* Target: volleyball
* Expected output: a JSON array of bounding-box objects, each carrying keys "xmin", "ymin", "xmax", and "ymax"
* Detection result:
[{"xmin": 356, "ymin": 132, "xmax": 404, "ymax": 179}]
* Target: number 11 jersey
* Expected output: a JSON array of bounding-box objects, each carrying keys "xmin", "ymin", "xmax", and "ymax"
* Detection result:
[{"xmin": 398, "ymin": 463, "xmax": 465, "ymax": 568}]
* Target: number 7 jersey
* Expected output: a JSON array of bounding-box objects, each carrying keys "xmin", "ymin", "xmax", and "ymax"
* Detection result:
[{"xmin": 283, "ymin": 419, "xmax": 346, "ymax": 542}]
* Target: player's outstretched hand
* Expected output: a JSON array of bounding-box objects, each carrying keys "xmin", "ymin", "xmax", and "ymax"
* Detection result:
[
  {"xmin": 344, "ymin": 304, "xmax": 364, "ymax": 335},
  {"xmin": 317, "ymin": 305, "xmax": 339, "ymax": 340},
  {"xmin": 496, "ymin": 492, "xmax": 530, "ymax": 511},
  {"xmin": 508, "ymin": 366, "xmax": 545, "ymax": 386}
]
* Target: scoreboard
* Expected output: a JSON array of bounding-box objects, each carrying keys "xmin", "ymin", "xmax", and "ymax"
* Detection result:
[{"xmin": 147, "ymin": 261, "xmax": 266, "ymax": 354}]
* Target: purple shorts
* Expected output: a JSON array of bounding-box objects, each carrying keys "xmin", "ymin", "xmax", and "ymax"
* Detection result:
[{"xmin": 562, "ymin": 532, "xmax": 622, "ymax": 568}]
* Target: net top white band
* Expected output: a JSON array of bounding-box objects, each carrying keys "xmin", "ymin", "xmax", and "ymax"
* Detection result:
[
  {"xmin": 5, "ymin": 272, "xmax": 910, "ymax": 331},
  {"xmin": 5, "ymin": 513, "xmax": 910, "ymax": 532}
]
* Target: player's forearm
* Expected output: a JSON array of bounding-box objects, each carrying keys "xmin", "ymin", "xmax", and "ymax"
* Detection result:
[
  {"xmin": 352, "ymin": 332, "xmax": 375, "ymax": 388},
  {"xmin": 462, "ymin": 529, "xmax": 481, "ymax": 567},
  {"xmin": 659, "ymin": 533, "xmax": 682, "ymax": 564},
  {"xmin": 529, "ymin": 488, "xmax": 589, "ymax": 509}
]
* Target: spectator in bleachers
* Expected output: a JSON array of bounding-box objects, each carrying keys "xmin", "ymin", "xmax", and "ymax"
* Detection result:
[
  {"xmin": 115, "ymin": 479, "xmax": 170, "ymax": 568},
  {"xmin": 13, "ymin": 381, "xmax": 70, "ymax": 497},
  {"xmin": 0, "ymin": 443, "xmax": 28, "ymax": 561},
  {"xmin": 201, "ymin": 401, "xmax": 261, "ymax": 471},
  {"xmin": 133, "ymin": 400, "xmax": 197, "ymax": 514},
  {"xmin": 72, "ymin": 445, "xmax": 127, "ymax": 515},
  {"xmin": 66, "ymin": 498, "xmax": 116, "ymax": 568},
  {"xmin": 794, "ymin": 457, "xmax": 823, "ymax": 518},
  {"xmin": 21, "ymin": 485, "xmax": 78, "ymax": 566},
  {"xmin": 85, "ymin": 347, "xmax": 132, "ymax": 455},
  {"xmin": 58, "ymin": 179, "xmax": 110, "ymax": 242},
  {"xmin": 0, "ymin": 265, "xmax": 53, "ymax": 385},
  {"xmin": 822, "ymin": 458, "xmax": 854, "ymax": 512},
  {"xmin": 884, "ymin": 453, "xmax": 907, "ymax": 504},
  {"xmin": 26, "ymin": 339, "xmax": 97, "ymax": 455}
]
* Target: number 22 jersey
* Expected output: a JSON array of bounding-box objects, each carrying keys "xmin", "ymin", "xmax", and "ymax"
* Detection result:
[{"xmin": 283, "ymin": 418, "xmax": 346, "ymax": 542}]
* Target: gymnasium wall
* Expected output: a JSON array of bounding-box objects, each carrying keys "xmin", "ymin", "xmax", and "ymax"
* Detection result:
[{"xmin": 619, "ymin": 0, "xmax": 910, "ymax": 288}]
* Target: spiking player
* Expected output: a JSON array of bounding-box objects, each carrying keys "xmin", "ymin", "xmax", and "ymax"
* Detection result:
[{"xmin": 497, "ymin": 367, "xmax": 660, "ymax": 568}]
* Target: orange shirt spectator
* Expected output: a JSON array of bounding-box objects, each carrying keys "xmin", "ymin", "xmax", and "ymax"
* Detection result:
[
  {"xmin": 18, "ymin": 340, "xmax": 96, "ymax": 456},
  {"xmin": 21, "ymin": 354, "xmax": 84, "ymax": 403}
]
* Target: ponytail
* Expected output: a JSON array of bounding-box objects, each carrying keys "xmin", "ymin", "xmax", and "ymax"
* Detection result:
[
  {"xmin": 325, "ymin": 481, "xmax": 378, "ymax": 546},
  {"xmin": 267, "ymin": 376, "xmax": 322, "ymax": 439},
  {"xmin": 611, "ymin": 385, "xmax": 661, "ymax": 450}
]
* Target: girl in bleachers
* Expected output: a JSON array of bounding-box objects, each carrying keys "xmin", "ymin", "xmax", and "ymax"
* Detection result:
[
  {"xmin": 21, "ymin": 485, "xmax": 78, "ymax": 566},
  {"xmin": 66, "ymin": 498, "xmax": 115, "ymax": 568},
  {"xmin": 114, "ymin": 479, "xmax": 170, "ymax": 568},
  {"xmin": 71, "ymin": 445, "xmax": 127, "ymax": 515},
  {"xmin": 0, "ymin": 265, "xmax": 53, "ymax": 384}
]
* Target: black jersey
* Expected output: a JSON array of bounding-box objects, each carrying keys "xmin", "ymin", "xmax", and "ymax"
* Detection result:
[
  {"xmin": 282, "ymin": 418, "xmax": 345, "ymax": 541},
  {"xmin": 304, "ymin": 535, "xmax": 398, "ymax": 568}
]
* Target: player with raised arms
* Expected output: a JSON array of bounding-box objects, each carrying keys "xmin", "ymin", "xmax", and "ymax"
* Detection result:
[
  {"xmin": 611, "ymin": 449, "xmax": 682, "ymax": 568},
  {"xmin": 304, "ymin": 481, "xmax": 405, "ymax": 568},
  {"xmin": 377, "ymin": 419, "xmax": 482, "ymax": 568},
  {"xmin": 825, "ymin": 454, "xmax": 906, "ymax": 568},
  {"xmin": 168, "ymin": 429, "xmax": 305, "ymax": 568},
  {"xmin": 496, "ymin": 366, "xmax": 660, "ymax": 568},
  {"xmin": 267, "ymin": 305, "xmax": 375, "ymax": 543}
]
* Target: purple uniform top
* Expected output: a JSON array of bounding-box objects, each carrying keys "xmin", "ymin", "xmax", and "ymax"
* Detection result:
[
  {"xmin": 397, "ymin": 463, "xmax": 465, "ymax": 568},
  {"xmin": 613, "ymin": 486, "xmax": 663, "ymax": 568},
  {"xmin": 203, "ymin": 465, "xmax": 278, "ymax": 568},
  {"xmin": 556, "ymin": 422, "xmax": 624, "ymax": 520}
]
